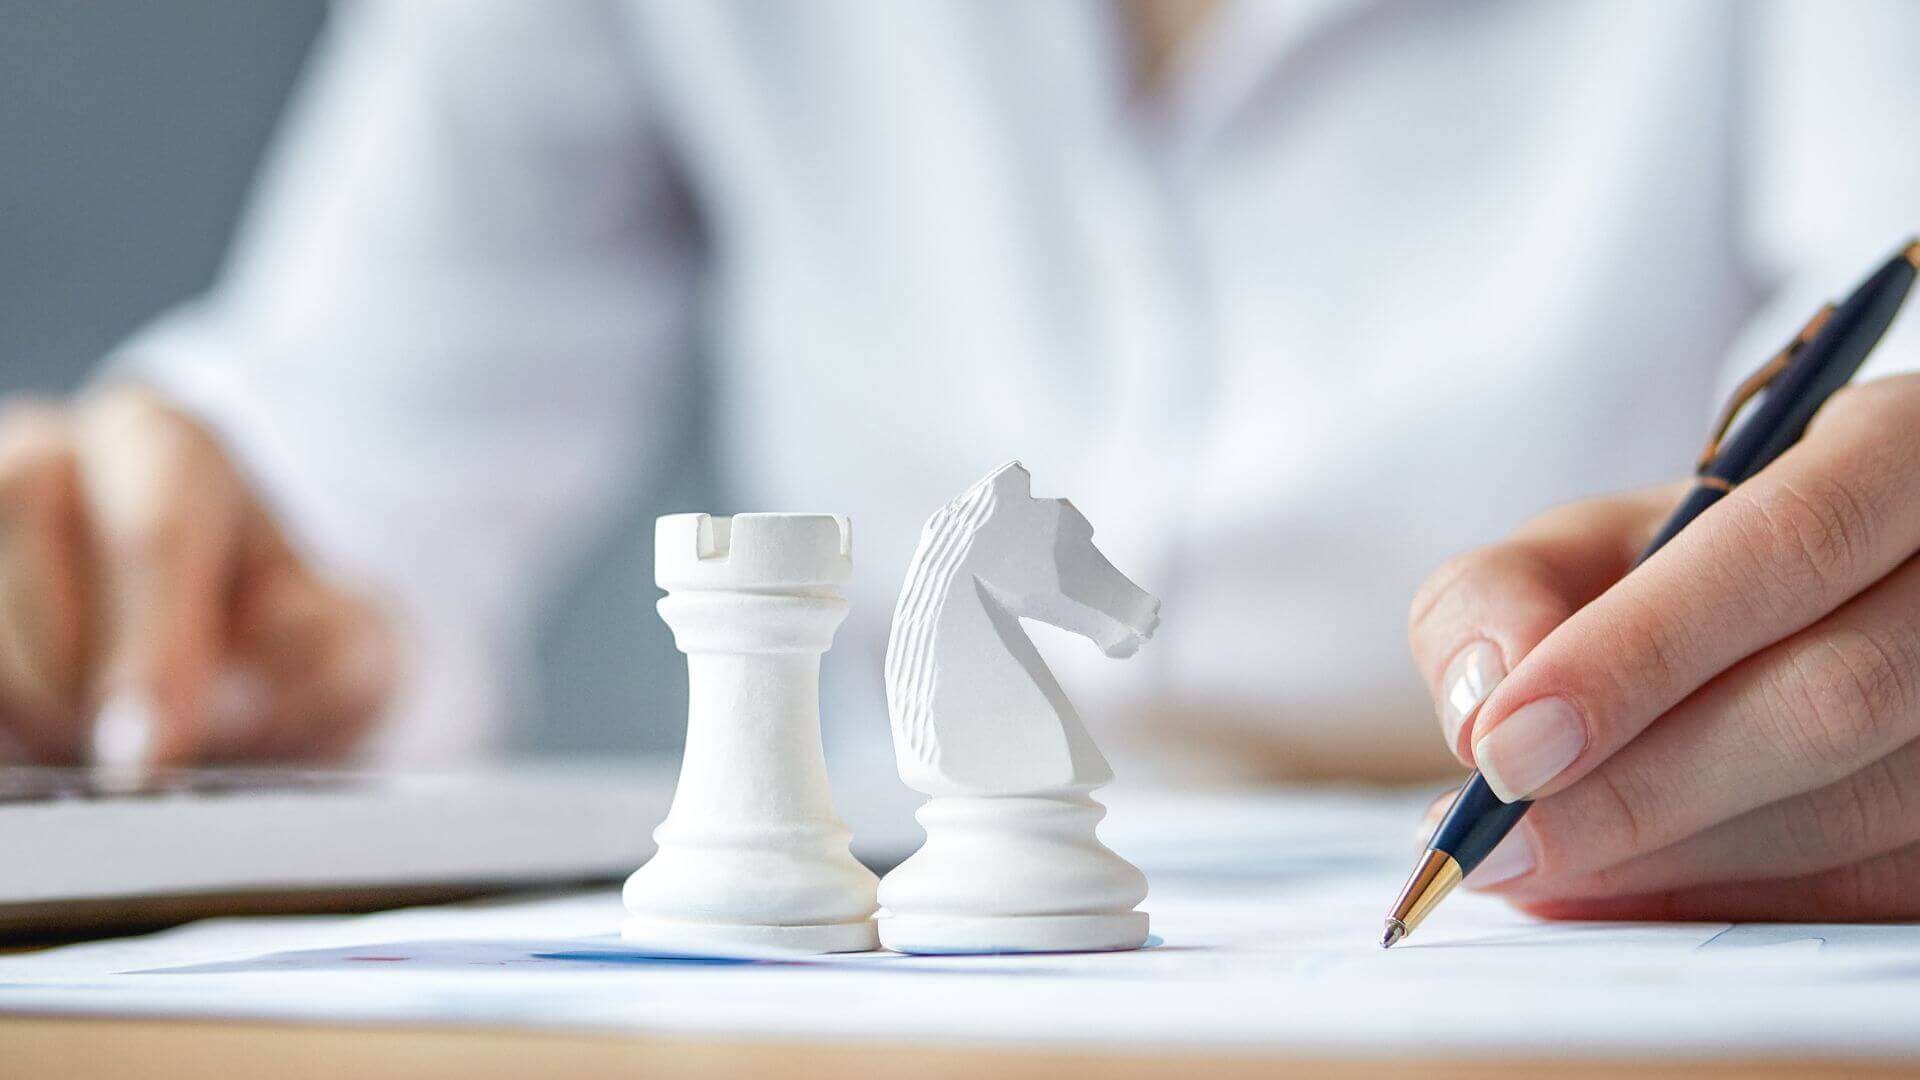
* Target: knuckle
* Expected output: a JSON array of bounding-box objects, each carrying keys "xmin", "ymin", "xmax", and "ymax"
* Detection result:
[
  {"xmin": 1408, "ymin": 543, "xmax": 1553, "ymax": 639},
  {"xmin": 1533, "ymin": 763, "xmax": 1656, "ymax": 874},
  {"xmin": 1728, "ymin": 473, "xmax": 1877, "ymax": 601},
  {"xmin": 0, "ymin": 405, "xmax": 75, "ymax": 484},
  {"xmin": 1587, "ymin": 589, "xmax": 1698, "ymax": 707},
  {"xmin": 1589, "ymin": 764, "xmax": 1655, "ymax": 854},
  {"xmin": 1408, "ymin": 550, "xmax": 1483, "ymax": 636},
  {"xmin": 1781, "ymin": 625, "xmax": 1919, "ymax": 770},
  {"xmin": 1790, "ymin": 765, "xmax": 1892, "ymax": 864}
]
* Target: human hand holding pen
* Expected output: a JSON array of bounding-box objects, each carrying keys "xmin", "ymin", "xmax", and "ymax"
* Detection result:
[
  {"xmin": 0, "ymin": 384, "xmax": 395, "ymax": 767},
  {"xmin": 1409, "ymin": 372, "xmax": 1920, "ymax": 921}
]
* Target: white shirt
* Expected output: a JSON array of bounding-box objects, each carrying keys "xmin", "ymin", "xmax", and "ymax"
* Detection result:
[{"xmin": 123, "ymin": 0, "xmax": 1920, "ymax": 780}]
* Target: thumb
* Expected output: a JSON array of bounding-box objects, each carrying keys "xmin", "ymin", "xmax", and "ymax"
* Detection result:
[{"xmin": 75, "ymin": 389, "xmax": 242, "ymax": 768}]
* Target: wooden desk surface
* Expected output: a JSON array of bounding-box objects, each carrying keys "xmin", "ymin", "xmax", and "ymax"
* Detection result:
[{"xmin": 4, "ymin": 1016, "xmax": 1917, "ymax": 1080}]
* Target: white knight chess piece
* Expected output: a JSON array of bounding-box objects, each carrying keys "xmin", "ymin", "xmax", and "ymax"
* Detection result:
[
  {"xmin": 623, "ymin": 513, "xmax": 879, "ymax": 953},
  {"xmin": 878, "ymin": 462, "xmax": 1162, "ymax": 954}
]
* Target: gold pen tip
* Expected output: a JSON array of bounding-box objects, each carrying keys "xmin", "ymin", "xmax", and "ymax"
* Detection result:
[
  {"xmin": 1380, "ymin": 919, "xmax": 1407, "ymax": 949},
  {"xmin": 1903, "ymin": 239, "xmax": 1920, "ymax": 270}
]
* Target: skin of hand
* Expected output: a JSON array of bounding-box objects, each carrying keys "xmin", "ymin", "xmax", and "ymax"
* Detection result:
[
  {"xmin": 1409, "ymin": 372, "xmax": 1920, "ymax": 922},
  {"xmin": 0, "ymin": 384, "xmax": 395, "ymax": 766}
]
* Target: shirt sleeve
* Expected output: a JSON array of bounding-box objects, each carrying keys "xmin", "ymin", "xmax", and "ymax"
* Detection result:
[
  {"xmin": 111, "ymin": 0, "xmax": 700, "ymax": 764},
  {"xmin": 1724, "ymin": 0, "xmax": 1920, "ymax": 396}
]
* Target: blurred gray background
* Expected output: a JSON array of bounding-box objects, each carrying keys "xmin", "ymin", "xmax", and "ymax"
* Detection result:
[{"xmin": 0, "ymin": 2, "xmax": 689, "ymax": 758}]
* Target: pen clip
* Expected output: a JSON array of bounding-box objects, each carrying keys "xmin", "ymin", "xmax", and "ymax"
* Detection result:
[{"xmin": 1697, "ymin": 303, "xmax": 1836, "ymax": 473}]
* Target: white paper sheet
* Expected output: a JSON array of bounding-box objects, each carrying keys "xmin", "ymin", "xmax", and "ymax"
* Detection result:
[{"xmin": 5, "ymin": 787, "xmax": 1919, "ymax": 1060}]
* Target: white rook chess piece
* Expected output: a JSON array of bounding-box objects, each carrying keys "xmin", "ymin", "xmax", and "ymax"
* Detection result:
[
  {"xmin": 623, "ymin": 512, "xmax": 879, "ymax": 953},
  {"xmin": 877, "ymin": 463, "xmax": 1161, "ymax": 954}
]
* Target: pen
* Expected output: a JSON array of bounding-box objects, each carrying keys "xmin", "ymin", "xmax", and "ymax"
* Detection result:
[{"xmin": 1382, "ymin": 238, "xmax": 1920, "ymax": 948}]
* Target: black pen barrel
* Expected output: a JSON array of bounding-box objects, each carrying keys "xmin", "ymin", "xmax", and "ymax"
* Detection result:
[
  {"xmin": 1429, "ymin": 774, "xmax": 1529, "ymax": 874},
  {"xmin": 1705, "ymin": 252, "xmax": 1917, "ymax": 488}
]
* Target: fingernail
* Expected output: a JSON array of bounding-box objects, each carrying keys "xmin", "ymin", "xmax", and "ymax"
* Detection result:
[
  {"xmin": 1472, "ymin": 696, "xmax": 1587, "ymax": 802},
  {"xmin": 1439, "ymin": 641, "xmax": 1505, "ymax": 753},
  {"xmin": 1465, "ymin": 828, "xmax": 1537, "ymax": 888},
  {"xmin": 91, "ymin": 692, "xmax": 155, "ymax": 771}
]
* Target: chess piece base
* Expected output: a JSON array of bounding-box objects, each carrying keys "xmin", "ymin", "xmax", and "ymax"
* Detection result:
[
  {"xmin": 876, "ymin": 792, "xmax": 1148, "ymax": 954},
  {"xmin": 622, "ymin": 915, "xmax": 878, "ymax": 954},
  {"xmin": 879, "ymin": 911, "xmax": 1148, "ymax": 955}
]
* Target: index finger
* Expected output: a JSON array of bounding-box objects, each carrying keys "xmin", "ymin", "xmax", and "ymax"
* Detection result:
[
  {"xmin": 1469, "ymin": 374, "xmax": 1920, "ymax": 802},
  {"xmin": 76, "ymin": 390, "xmax": 242, "ymax": 768}
]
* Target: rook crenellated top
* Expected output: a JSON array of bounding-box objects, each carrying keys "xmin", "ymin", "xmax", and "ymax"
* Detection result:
[{"xmin": 655, "ymin": 513, "xmax": 853, "ymax": 591}]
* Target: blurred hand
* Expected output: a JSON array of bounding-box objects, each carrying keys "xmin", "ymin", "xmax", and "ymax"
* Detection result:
[
  {"xmin": 0, "ymin": 385, "xmax": 394, "ymax": 766},
  {"xmin": 1410, "ymin": 373, "xmax": 1920, "ymax": 921}
]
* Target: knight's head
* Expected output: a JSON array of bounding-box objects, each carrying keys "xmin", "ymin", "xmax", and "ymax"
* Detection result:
[{"xmin": 965, "ymin": 462, "xmax": 1161, "ymax": 657}]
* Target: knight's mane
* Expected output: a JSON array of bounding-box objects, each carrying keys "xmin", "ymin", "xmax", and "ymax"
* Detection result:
[{"xmin": 885, "ymin": 472, "xmax": 1003, "ymax": 766}]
